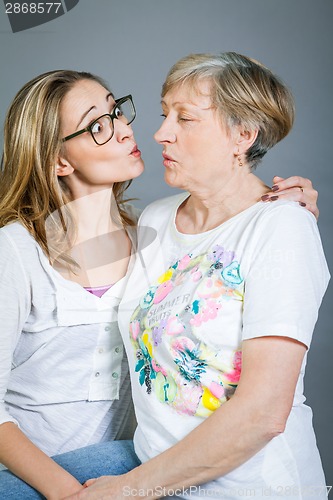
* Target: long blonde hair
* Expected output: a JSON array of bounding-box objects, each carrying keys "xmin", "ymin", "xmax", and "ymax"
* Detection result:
[{"xmin": 0, "ymin": 70, "xmax": 135, "ymax": 261}]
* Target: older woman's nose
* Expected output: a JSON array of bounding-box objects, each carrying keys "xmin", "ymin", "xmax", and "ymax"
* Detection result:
[{"xmin": 154, "ymin": 120, "xmax": 176, "ymax": 144}]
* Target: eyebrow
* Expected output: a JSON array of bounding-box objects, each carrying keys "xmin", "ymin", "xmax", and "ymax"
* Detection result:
[
  {"xmin": 76, "ymin": 92, "xmax": 114, "ymax": 129},
  {"xmin": 160, "ymin": 99, "xmax": 211, "ymax": 111},
  {"xmin": 161, "ymin": 99, "xmax": 190, "ymax": 106}
]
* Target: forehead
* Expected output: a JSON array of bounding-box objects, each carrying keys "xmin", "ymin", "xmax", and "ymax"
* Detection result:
[
  {"xmin": 162, "ymin": 79, "xmax": 212, "ymax": 109},
  {"xmin": 61, "ymin": 79, "xmax": 111, "ymax": 114}
]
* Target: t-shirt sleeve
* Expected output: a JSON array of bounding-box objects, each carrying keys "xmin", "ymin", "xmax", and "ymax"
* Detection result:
[
  {"xmin": 0, "ymin": 229, "xmax": 30, "ymax": 426},
  {"xmin": 242, "ymin": 204, "xmax": 330, "ymax": 348}
]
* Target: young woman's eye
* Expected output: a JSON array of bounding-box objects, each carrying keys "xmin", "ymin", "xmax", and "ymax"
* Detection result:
[
  {"xmin": 91, "ymin": 120, "xmax": 103, "ymax": 135},
  {"xmin": 160, "ymin": 114, "xmax": 166, "ymax": 119},
  {"xmin": 115, "ymin": 107, "xmax": 124, "ymax": 118}
]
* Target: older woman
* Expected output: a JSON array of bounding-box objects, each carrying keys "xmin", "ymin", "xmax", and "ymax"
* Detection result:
[{"xmin": 71, "ymin": 52, "xmax": 330, "ymax": 499}]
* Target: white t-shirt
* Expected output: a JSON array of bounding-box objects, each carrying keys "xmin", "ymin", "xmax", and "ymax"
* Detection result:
[
  {"xmin": 118, "ymin": 193, "xmax": 330, "ymax": 499},
  {"xmin": 0, "ymin": 221, "xmax": 136, "ymax": 468}
]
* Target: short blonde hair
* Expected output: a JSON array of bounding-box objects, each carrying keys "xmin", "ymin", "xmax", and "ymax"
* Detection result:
[{"xmin": 162, "ymin": 52, "xmax": 295, "ymax": 169}]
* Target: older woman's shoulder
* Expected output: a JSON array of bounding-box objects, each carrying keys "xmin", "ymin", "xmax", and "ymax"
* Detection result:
[
  {"xmin": 139, "ymin": 192, "xmax": 189, "ymax": 226},
  {"xmin": 250, "ymin": 199, "xmax": 322, "ymax": 248},
  {"xmin": 255, "ymin": 199, "xmax": 317, "ymax": 225}
]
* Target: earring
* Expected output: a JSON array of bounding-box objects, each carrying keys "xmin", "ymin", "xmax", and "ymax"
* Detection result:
[{"xmin": 237, "ymin": 154, "xmax": 243, "ymax": 167}]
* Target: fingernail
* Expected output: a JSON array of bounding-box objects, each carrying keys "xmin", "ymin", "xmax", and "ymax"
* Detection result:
[
  {"xmin": 271, "ymin": 185, "xmax": 279, "ymax": 192},
  {"xmin": 299, "ymin": 202, "xmax": 306, "ymax": 207},
  {"xmin": 261, "ymin": 194, "xmax": 270, "ymax": 201},
  {"xmin": 270, "ymin": 196, "xmax": 279, "ymax": 201}
]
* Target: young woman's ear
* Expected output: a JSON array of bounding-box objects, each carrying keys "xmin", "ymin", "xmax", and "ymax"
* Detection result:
[{"xmin": 56, "ymin": 156, "xmax": 74, "ymax": 177}]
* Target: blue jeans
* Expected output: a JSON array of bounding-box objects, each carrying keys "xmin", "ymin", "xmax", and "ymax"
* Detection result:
[{"xmin": 0, "ymin": 440, "xmax": 140, "ymax": 499}]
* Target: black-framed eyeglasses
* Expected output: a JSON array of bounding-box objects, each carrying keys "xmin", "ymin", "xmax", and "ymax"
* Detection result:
[{"xmin": 62, "ymin": 95, "xmax": 136, "ymax": 146}]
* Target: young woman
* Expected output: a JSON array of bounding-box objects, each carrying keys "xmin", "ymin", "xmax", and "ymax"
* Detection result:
[
  {"xmin": 0, "ymin": 70, "xmax": 144, "ymax": 498},
  {"xmin": 0, "ymin": 67, "xmax": 319, "ymax": 498}
]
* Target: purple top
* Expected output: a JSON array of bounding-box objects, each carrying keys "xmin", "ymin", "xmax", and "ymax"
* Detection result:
[{"xmin": 84, "ymin": 284, "xmax": 113, "ymax": 298}]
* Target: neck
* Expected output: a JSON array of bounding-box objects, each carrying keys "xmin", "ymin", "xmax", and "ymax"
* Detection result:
[
  {"xmin": 68, "ymin": 187, "xmax": 120, "ymax": 242},
  {"xmin": 178, "ymin": 170, "xmax": 268, "ymax": 234},
  {"xmin": 52, "ymin": 186, "xmax": 131, "ymax": 287}
]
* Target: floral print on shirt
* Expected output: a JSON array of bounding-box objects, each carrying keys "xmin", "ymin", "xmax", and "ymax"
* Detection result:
[{"xmin": 130, "ymin": 245, "xmax": 244, "ymax": 418}]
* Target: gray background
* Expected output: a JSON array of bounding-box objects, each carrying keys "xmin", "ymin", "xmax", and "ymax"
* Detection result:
[{"xmin": 1, "ymin": 0, "xmax": 332, "ymax": 488}]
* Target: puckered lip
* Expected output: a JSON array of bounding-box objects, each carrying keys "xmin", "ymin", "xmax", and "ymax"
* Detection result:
[
  {"xmin": 130, "ymin": 144, "xmax": 139, "ymax": 154},
  {"xmin": 162, "ymin": 152, "xmax": 175, "ymax": 162}
]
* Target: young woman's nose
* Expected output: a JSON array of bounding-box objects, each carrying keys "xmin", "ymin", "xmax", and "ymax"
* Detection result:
[{"xmin": 113, "ymin": 119, "xmax": 134, "ymax": 142}]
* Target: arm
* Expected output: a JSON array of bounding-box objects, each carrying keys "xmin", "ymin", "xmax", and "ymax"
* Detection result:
[
  {"xmin": 66, "ymin": 336, "xmax": 306, "ymax": 499},
  {"xmin": 0, "ymin": 230, "xmax": 83, "ymax": 498},
  {"xmin": 0, "ymin": 423, "xmax": 83, "ymax": 499},
  {"xmin": 262, "ymin": 176, "xmax": 319, "ymax": 219}
]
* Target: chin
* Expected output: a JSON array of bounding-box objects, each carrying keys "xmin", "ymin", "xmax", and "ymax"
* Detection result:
[
  {"xmin": 135, "ymin": 159, "xmax": 145, "ymax": 178},
  {"xmin": 164, "ymin": 170, "xmax": 184, "ymax": 190},
  {"xmin": 120, "ymin": 160, "xmax": 145, "ymax": 182},
  {"xmin": 127, "ymin": 166, "xmax": 143, "ymax": 183}
]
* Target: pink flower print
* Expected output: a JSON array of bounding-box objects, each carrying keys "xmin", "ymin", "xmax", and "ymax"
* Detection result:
[
  {"xmin": 193, "ymin": 272, "xmax": 202, "ymax": 282},
  {"xmin": 170, "ymin": 336, "xmax": 196, "ymax": 357},
  {"xmin": 234, "ymin": 350, "xmax": 242, "ymax": 371},
  {"xmin": 191, "ymin": 266, "xmax": 202, "ymax": 282},
  {"xmin": 202, "ymin": 299, "xmax": 222, "ymax": 322},
  {"xmin": 190, "ymin": 299, "xmax": 203, "ymax": 327},
  {"xmin": 225, "ymin": 350, "xmax": 242, "ymax": 384},
  {"xmin": 130, "ymin": 320, "xmax": 140, "ymax": 341},
  {"xmin": 166, "ymin": 316, "xmax": 184, "ymax": 336},
  {"xmin": 206, "ymin": 278, "xmax": 213, "ymax": 288},
  {"xmin": 190, "ymin": 314, "xmax": 203, "ymax": 327},
  {"xmin": 209, "ymin": 381, "xmax": 225, "ymax": 399},
  {"xmin": 153, "ymin": 280, "xmax": 173, "ymax": 304},
  {"xmin": 172, "ymin": 373, "xmax": 202, "ymax": 416},
  {"xmin": 151, "ymin": 359, "xmax": 168, "ymax": 377},
  {"xmin": 178, "ymin": 254, "xmax": 192, "ymax": 270},
  {"xmin": 190, "ymin": 299, "xmax": 221, "ymax": 327},
  {"xmin": 225, "ymin": 370, "xmax": 241, "ymax": 384}
]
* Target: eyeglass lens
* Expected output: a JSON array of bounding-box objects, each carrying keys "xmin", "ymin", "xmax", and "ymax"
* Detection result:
[{"xmin": 91, "ymin": 98, "xmax": 135, "ymax": 145}]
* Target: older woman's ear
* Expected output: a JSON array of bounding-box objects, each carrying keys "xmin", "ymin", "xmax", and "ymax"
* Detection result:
[{"xmin": 235, "ymin": 128, "xmax": 258, "ymax": 155}]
